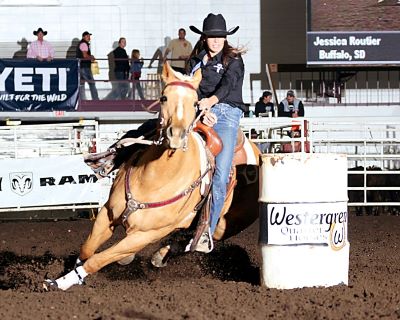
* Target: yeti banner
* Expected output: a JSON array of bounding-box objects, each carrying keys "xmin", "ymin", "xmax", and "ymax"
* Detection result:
[
  {"xmin": 0, "ymin": 155, "xmax": 100, "ymax": 208},
  {"xmin": 0, "ymin": 59, "xmax": 79, "ymax": 111}
]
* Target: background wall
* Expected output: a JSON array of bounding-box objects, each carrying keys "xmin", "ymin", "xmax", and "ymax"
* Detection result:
[
  {"xmin": 0, "ymin": 0, "xmax": 261, "ymax": 103},
  {"xmin": 262, "ymin": 0, "xmax": 307, "ymax": 64}
]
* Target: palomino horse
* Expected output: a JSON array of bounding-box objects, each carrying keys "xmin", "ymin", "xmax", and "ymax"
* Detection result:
[{"xmin": 44, "ymin": 62, "xmax": 260, "ymax": 290}]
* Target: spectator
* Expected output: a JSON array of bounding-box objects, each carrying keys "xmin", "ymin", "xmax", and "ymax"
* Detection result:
[
  {"xmin": 255, "ymin": 91, "xmax": 274, "ymax": 117},
  {"xmin": 27, "ymin": 27, "xmax": 55, "ymax": 61},
  {"xmin": 130, "ymin": 49, "xmax": 145, "ymax": 100},
  {"xmin": 113, "ymin": 37, "xmax": 130, "ymax": 99},
  {"xmin": 278, "ymin": 90, "xmax": 305, "ymax": 139},
  {"xmin": 76, "ymin": 31, "xmax": 99, "ymax": 100},
  {"xmin": 278, "ymin": 90, "xmax": 304, "ymax": 118},
  {"xmin": 163, "ymin": 28, "xmax": 192, "ymax": 74}
]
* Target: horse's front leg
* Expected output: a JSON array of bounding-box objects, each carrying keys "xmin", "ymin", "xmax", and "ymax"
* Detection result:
[
  {"xmin": 45, "ymin": 226, "xmax": 174, "ymax": 291},
  {"xmin": 78, "ymin": 202, "xmax": 116, "ymax": 263}
]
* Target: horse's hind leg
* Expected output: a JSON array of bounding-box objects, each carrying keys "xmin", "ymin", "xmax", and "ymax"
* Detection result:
[
  {"xmin": 79, "ymin": 203, "xmax": 115, "ymax": 262},
  {"xmin": 151, "ymin": 231, "xmax": 193, "ymax": 267}
]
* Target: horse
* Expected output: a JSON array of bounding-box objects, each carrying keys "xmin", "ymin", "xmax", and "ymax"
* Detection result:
[{"xmin": 44, "ymin": 62, "xmax": 260, "ymax": 290}]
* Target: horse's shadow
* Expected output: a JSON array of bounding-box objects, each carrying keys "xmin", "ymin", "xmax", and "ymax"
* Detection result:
[
  {"xmin": 0, "ymin": 243, "xmax": 259, "ymax": 290},
  {"xmin": 0, "ymin": 250, "xmax": 72, "ymax": 291},
  {"xmin": 99, "ymin": 242, "xmax": 260, "ymax": 286},
  {"xmin": 202, "ymin": 244, "xmax": 260, "ymax": 285}
]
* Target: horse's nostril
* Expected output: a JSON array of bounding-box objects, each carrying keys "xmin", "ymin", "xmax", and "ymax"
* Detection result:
[{"xmin": 166, "ymin": 126, "xmax": 173, "ymax": 138}]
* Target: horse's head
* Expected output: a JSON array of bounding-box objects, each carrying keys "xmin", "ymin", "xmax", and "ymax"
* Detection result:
[{"xmin": 160, "ymin": 62, "xmax": 202, "ymax": 150}]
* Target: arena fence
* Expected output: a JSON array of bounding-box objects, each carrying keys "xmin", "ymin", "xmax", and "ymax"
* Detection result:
[
  {"xmin": 0, "ymin": 117, "xmax": 399, "ymax": 214},
  {"xmin": 241, "ymin": 117, "xmax": 400, "ymax": 213}
]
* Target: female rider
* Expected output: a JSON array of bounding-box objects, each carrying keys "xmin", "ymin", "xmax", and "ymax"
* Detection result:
[{"xmin": 188, "ymin": 13, "xmax": 245, "ymax": 252}]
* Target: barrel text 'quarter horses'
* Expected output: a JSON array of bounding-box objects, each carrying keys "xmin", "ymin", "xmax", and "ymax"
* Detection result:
[{"xmin": 44, "ymin": 62, "xmax": 260, "ymax": 290}]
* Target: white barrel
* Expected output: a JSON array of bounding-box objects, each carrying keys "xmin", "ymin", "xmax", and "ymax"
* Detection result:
[{"xmin": 259, "ymin": 153, "xmax": 350, "ymax": 289}]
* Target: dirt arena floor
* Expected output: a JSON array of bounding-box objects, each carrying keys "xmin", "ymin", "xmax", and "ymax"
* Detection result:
[
  {"xmin": 311, "ymin": 0, "xmax": 400, "ymax": 31},
  {"xmin": 0, "ymin": 214, "xmax": 399, "ymax": 319}
]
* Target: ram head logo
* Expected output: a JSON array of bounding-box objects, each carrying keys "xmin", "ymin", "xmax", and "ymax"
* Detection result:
[{"xmin": 10, "ymin": 172, "xmax": 33, "ymax": 196}]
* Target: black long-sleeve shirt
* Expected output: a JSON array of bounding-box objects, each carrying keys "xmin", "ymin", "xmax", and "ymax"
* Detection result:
[
  {"xmin": 188, "ymin": 50, "xmax": 245, "ymax": 111},
  {"xmin": 255, "ymin": 100, "xmax": 274, "ymax": 117},
  {"xmin": 113, "ymin": 46, "xmax": 130, "ymax": 75}
]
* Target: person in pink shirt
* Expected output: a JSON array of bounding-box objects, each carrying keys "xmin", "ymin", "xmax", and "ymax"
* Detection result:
[{"xmin": 27, "ymin": 27, "xmax": 55, "ymax": 61}]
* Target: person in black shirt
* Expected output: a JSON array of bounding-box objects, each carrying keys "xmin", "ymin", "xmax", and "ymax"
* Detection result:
[
  {"xmin": 255, "ymin": 91, "xmax": 274, "ymax": 117},
  {"xmin": 111, "ymin": 37, "xmax": 130, "ymax": 99},
  {"xmin": 187, "ymin": 13, "xmax": 244, "ymax": 253},
  {"xmin": 76, "ymin": 31, "xmax": 99, "ymax": 100}
]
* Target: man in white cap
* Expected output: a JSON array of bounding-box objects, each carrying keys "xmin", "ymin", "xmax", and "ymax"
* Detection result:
[
  {"xmin": 27, "ymin": 27, "xmax": 55, "ymax": 61},
  {"xmin": 278, "ymin": 90, "xmax": 305, "ymax": 118}
]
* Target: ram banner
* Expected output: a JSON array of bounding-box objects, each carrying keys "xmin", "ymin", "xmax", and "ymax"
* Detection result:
[
  {"xmin": 0, "ymin": 59, "xmax": 79, "ymax": 111},
  {"xmin": 0, "ymin": 155, "xmax": 100, "ymax": 208}
]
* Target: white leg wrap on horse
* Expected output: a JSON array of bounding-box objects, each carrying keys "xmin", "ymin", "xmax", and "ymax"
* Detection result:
[{"xmin": 55, "ymin": 266, "xmax": 88, "ymax": 291}]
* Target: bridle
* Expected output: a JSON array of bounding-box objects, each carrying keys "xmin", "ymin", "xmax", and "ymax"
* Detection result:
[
  {"xmin": 121, "ymin": 80, "xmax": 210, "ymax": 227},
  {"xmin": 153, "ymin": 80, "xmax": 204, "ymax": 150}
]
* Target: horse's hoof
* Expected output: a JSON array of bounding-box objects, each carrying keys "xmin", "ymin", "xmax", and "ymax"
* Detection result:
[
  {"xmin": 117, "ymin": 253, "xmax": 136, "ymax": 265},
  {"xmin": 151, "ymin": 251, "xmax": 168, "ymax": 268},
  {"xmin": 151, "ymin": 245, "xmax": 170, "ymax": 268},
  {"xmin": 42, "ymin": 279, "xmax": 59, "ymax": 291}
]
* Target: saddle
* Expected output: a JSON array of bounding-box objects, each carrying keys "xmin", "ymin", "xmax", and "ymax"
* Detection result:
[{"xmin": 194, "ymin": 121, "xmax": 253, "ymax": 166}]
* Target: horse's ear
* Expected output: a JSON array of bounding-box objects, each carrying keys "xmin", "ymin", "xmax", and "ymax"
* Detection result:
[
  {"xmin": 162, "ymin": 62, "xmax": 177, "ymax": 83},
  {"xmin": 191, "ymin": 68, "xmax": 202, "ymax": 89}
]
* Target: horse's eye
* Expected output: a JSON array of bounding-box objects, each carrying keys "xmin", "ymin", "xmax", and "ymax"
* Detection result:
[{"xmin": 160, "ymin": 96, "xmax": 167, "ymax": 103}]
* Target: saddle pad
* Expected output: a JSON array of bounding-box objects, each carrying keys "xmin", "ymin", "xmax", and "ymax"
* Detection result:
[
  {"xmin": 192, "ymin": 132, "xmax": 211, "ymax": 195},
  {"xmin": 243, "ymin": 137, "xmax": 258, "ymax": 165}
]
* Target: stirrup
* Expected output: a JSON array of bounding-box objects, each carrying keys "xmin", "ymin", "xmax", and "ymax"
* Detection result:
[{"xmin": 189, "ymin": 227, "xmax": 214, "ymax": 253}]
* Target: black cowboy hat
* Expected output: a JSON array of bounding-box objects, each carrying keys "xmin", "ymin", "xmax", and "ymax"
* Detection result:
[
  {"xmin": 190, "ymin": 13, "xmax": 239, "ymax": 37},
  {"xmin": 33, "ymin": 27, "xmax": 47, "ymax": 36}
]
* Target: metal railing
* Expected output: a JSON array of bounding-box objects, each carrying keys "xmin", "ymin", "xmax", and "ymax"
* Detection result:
[
  {"xmin": 266, "ymin": 69, "xmax": 400, "ymax": 105},
  {"xmin": 1, "ymin": 117, "xmax": 399, "ymax": 212},
  {"xmin": 240, "ymin": 117, "xmax": 400, "ymax": 211},
  {"xmin": 0, "ymin": 121, "xmax": 97, "ymax": 159}
]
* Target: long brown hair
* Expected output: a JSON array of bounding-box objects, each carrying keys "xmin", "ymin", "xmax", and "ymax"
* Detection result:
[{"xmin": 188, "ymin": 35, "xmax": 246, "ymax": 67}]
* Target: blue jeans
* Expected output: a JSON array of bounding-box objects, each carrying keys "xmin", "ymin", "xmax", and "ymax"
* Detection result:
[
  {"xmin": 108, "ymin": 71, "xmax": 129, "ymax": 100},
  {"xmin": 209, "ymin": 103, "xmax": 243, "ymax": 233},
  {"xmin": 80, "ymin": 67, "xmax": 99, "ymax": 100}
]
